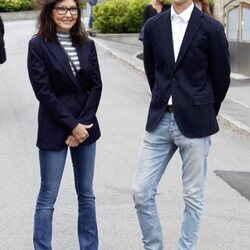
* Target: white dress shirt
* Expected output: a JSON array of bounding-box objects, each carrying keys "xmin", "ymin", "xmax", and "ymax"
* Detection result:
[{"xmin": 168, "ymin": 3, "xmax": 194, "ymax": 105}]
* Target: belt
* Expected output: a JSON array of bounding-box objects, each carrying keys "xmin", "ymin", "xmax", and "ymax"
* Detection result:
[{"xmin": 165, "ymin": 105, "xmax": 174, "ymax": 112}]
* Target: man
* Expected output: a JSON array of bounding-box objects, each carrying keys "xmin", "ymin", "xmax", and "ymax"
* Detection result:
[
  {"xmin": 133, "ymin": 0, "xmax": 230, "ymax": 249},
  {"xmin": 88, "ymin": 0, "xmax": 97, "ymax": 29},
  {"xmin": 0, "ymin": 15, "xmax": 6, "ymax": 64}
]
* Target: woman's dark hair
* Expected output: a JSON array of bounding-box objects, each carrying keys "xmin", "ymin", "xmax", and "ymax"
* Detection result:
[
  {"xmin": 36, "ymin": 0, "xmax": 88, "ymax": 45},
  {"xmin": 194, "ymin": 0, "xmax": 212, "ymax": 16}
]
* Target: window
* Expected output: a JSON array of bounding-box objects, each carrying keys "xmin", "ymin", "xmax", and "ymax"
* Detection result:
[
  {"xmin": 241, "ymin": 6, "xmax": 250, "ymax": 41},
  {"xmin": 228, "ymin": 7, "xmax": 238, "ymax": 40},
  {"xmin": 225, "ymin": 1, "xmax": 250, "ymax": 42}
]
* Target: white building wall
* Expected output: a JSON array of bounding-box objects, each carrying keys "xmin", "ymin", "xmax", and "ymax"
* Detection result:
[{"xmin": 214, "ymin": 0, "xmax": 230, "ymax": 24}]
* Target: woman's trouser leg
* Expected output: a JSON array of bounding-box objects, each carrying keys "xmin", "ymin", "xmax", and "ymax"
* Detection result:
[
  {"xmin": 33, "ymin": 147, "xmax": 67, "ymax": 250},
  {"xmin": 70, "ymin": 142, "xmax": 98, "ymax": 250}
]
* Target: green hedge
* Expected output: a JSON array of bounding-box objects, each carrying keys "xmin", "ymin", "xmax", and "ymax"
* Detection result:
[
  {"xmin": 93, "ymin": 0, "xmax": 150, "ymax": 33},
  {"xmin": 0, "ymin": 0, "xmax": 35, "ymax": 12},
  {"xmin": 0, "ymin": 0, "xmax": 88, "ymax": 12},
  {"xmin": 92, "ymin": 0, "xmax": 213, "ymax": 33}
]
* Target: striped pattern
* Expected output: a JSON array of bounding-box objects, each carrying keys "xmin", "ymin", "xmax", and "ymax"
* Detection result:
[{"xmin": 57, "ymin": 32, "xmax": 80, "ymax": 75}]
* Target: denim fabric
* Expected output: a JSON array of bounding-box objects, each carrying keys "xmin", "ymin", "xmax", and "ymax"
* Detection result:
[
  {"xmin": 133, "ymin": 113, "xmax": 211, "ymax": 250},
  {"xmin": 33, "ymin": 143, "xmax": 98, "ymax": 250}
]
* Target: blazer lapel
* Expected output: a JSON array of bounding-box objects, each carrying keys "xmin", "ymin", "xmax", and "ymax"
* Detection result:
[
  {"xmin": 75, "ymin": 44, "xmax": 88, "ymax": 71},
  {"xmin": 173, "ymin": 7, "xmax": 203, "ymax": 72},
  {"xmin": 46, "ymin": 40, "xmax": 77, "ymax": 86},
  {"xmin": 158, "ymin": 11, "xmax": 175, "ymax": 68}
]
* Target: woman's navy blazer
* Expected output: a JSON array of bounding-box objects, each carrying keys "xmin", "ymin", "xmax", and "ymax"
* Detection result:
[{"xmin": 27, "ymin": 36, "xmax": 102, "ymax": 150}]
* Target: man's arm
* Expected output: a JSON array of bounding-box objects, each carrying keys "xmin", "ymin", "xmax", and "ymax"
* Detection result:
[
  {"xmin": 209, "ymin": 21, "xmax": 231, "ymax": 115},
  {"xmin": 143, "ymin": 20, "xmax": 155, "ymax": 92}
]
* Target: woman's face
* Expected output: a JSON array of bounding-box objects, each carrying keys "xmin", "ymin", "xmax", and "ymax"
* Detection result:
[{"xmin": 52, "ymin": 0, "xmax": 78, "ymax": 32}]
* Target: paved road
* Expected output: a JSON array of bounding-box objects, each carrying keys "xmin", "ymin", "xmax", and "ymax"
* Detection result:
[{"xmin": 0, "ymin": 20, "xmax": 250, "ymax": 250}]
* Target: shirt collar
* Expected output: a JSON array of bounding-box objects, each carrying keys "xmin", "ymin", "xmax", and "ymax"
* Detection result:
[{"xmin": 171, "ymin": 3, "xmax": 194, "ymax": 23}]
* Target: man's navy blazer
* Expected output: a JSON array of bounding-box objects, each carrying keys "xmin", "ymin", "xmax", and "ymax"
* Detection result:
[
  {"xmin": 143, "ymin": 6, "xmax": 230, "ymax": 138},
  {"xmin": 28, "ymin": 36, "xmax": 102, "ymax": 150}
]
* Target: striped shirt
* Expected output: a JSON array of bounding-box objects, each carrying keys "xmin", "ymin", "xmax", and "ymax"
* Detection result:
[{"xmin": 57, "ymin": 32, "xmax": 80, "ymax": 75}]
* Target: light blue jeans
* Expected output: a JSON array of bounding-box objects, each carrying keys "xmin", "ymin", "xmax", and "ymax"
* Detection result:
[
  {"xmin": 33, "ymin": 142, "xmax": 98, "ymax": 250},
  {"xmin": 133, "ymin": 113, "xmax": 211, "ymax": 250}
]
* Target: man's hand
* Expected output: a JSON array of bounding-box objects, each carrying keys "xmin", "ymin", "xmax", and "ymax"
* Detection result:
[{"xmin": 72, "ymin": 123, "xmax": 93, "ymax": 142}]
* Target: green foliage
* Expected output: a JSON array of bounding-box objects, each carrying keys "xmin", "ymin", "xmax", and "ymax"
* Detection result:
[
  {"xmin": 0, "ymin": 0, "xmax": 34, "ymax": 12},
  {"xmin": 93, "ymin": 0, "xmax": 149, "ymax": 33},
  {"xmin": 79, "ymin": 0, "xmax": 87, "ymax": 9}
]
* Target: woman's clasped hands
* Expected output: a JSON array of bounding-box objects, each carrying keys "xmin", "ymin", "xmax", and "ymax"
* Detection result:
[{"xmin": 65, "ymin": 123, "xmax": 93, "ymax": 147}]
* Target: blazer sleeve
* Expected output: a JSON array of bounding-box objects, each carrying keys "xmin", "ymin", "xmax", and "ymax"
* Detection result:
[
  {"xmin": 0, "ymin": 17, "xmax": 4, "ymax": 36},
  {"xmin": 209, "ymin": 22, "xmax": 231, "ymax": 115},
  {"xmin": 143, "ymin": 20, "xmax": 155, "ymax": 92},
  {"xmin": 0, "ymin": 16, "xmax": 6, "ymax": 64},
  {"xmin": 77, "ymin": 40, "xmax": 102, "ymax": 123},
  {"xmin": 27, "ymin": 38, "xmax": 78, "ymax": 131},
  {"xmin": 143, "ymin": 5, "xmax": 151, "ymax": 24}
]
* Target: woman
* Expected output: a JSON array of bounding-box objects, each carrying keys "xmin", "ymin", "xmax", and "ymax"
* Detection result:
[
  {"xmin": 27, "ymin": 0, "xmax": 102, "ymax": 249},
  {"xmin": 0, "ymin": 15, "xmax": 6, "ymax": 64},
  {"xmin": 139, "ymin": 0, "xmax": 170, "ymax": 41},
  {"xmin": 194, "ymin": 0, "xmax": 212, "ymax": 15},
  {"xmin": 143, "ymin": 0, "xmax": 170, "ymax": 24}
]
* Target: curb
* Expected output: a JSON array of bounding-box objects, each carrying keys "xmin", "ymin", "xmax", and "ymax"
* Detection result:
[
  {"xmin": 219, "ymin": 112, "xmax": 250, "ymax": 136},
  {"xmin": 93, "ymin": 38, "xmax": 144, "ymax": 74},
  {"xmin": 0, "ymin": 10, "xmax": 39, "ymax": 21}
]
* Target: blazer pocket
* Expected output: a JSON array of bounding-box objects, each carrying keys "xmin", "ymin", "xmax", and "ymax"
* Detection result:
[
  {"xmin": 191, "ymin": 37, "xmax": 208, "ymax": 49},
  {"xmin": 194, "ymin": 94, "xmax": 215, "ymax": 105}
]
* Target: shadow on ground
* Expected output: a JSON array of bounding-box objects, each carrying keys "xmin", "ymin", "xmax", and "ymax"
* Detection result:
[{"xmin": 214, "ymin": 170, "xmax": 250, "ymax": 201}]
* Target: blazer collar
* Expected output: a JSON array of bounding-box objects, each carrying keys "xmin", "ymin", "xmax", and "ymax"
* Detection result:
[
  {"xmin": 173, "ymin": 7, "xmax": 203, "ymax": 71},
  {"xmin": 75, "ymin": 43, "xmax": 89, "ymax": 71},
  {"xmin": 170, "ymin": 2, "xmax": 194, "ymax": 23},
  {"xmin": 158, "ymin": 7, "xmax": 203, "ymax": 72},
  {"xmin": 46, "ymin": 40, "xmax": 77, "ymax": 87},
  {"xmin": 158, "ymin": 10, "xmax": 175, "ymax": 68}
]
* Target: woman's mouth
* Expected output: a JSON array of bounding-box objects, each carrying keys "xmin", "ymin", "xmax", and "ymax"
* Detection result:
[{"xmin": 62, "ymin": 20, "xmax": 73, "ymax": 24}]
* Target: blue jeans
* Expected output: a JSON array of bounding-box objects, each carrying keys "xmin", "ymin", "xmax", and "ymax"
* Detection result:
[
  {"xmin": 33, "ymin": 143, "xmax": 98, "ymax": 250},
  {"xmin": 133, "ymin": 113, "xmax": 211, "ymax": 250}
]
